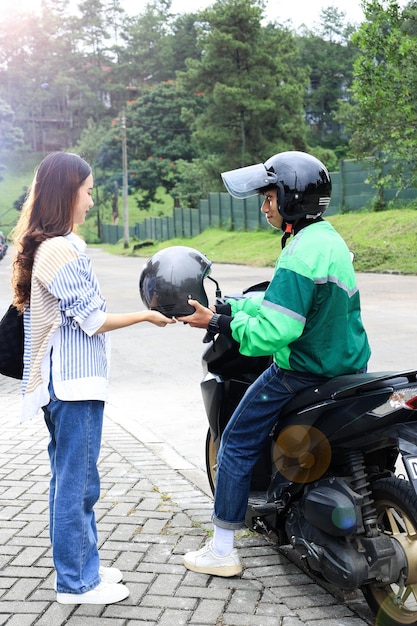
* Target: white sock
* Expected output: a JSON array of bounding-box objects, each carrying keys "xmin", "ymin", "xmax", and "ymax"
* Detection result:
[{"xmin": 212, "ymin": 525, "xmax": 235, "ymax": 557}]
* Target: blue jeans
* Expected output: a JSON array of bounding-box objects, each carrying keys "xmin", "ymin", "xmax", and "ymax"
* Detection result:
[
  {"xmin": 213, "ymin": 363, "xmax": 329, "ymax": 530},
  {"xmin": 43, "ymin": 381, "xmax": 104, "ymax": 594}
]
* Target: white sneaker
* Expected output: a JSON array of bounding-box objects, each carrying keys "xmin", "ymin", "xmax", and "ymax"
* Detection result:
[
  {"xmin": 184, "ymin": 540, "xmax": 242, "ymax": 577},
  {"xmin": 54, "ymin": 565, "xmax": 123, "ymax": 590},
  {"xmin": 56, "ymin": 580, "xmax": 129, "ymax": 605},
  {"xmin": 99, "ymin": 565, "xmax": 123, "ymax": 583}
]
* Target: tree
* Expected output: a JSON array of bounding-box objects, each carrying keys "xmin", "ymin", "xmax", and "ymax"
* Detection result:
[
  {"xmin": 116, "ymin": 0, "xmax": 176, "ymax": 87},
  {"xmin": 167, "ymin": 13, "xmax": 203, "ymax": 74},
  {"xmin": 0, "ymin": 2, "xmax": 82, "ymax": 150},
  {"xmin": 0, "ymin": 98, "xmax": 24, "ymax": 151},
  {"xmin": 339, "ymin": 0, "xmax": 417, "ymax": 197},
  {"xmin": 178, "ymin": 0, "xmax": 309, "ymax": 190},
  {"xmin": 296, "ymin": 7, "xmax": 359, "ymax": 156},
  {"xmin": 0, "ymin": 0, "xmax": 367, "ymax": 214},
  {"xmin": 0, "ymin": 98, "xmax": 24, "ymax": 181},
  {"xmin": 0, "ymin": 0, "xmax": 130, "ymax": 151},
  {"xmin": 90, "ymin": 81, "xmax": 204, "ymax": 209},
  {"xmin": 67, "ymin": 0, "xmax": 129, "ymax": 128}
]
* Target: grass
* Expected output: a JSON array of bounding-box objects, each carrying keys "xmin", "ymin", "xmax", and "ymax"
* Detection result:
[
  {"xmin": 100, "ymin": 227, "xmax": 284, "ymax": 266},
  {"xmin": 0, "ymin": 159, "xmax": 36, "ymax": 232},
  {"xmin": 0, "ymin": 153, "xmax": 176, "ymax": 235},
  {"xmin": 98, "ymin": 207, "xmax": 417, "ymax": 274}
]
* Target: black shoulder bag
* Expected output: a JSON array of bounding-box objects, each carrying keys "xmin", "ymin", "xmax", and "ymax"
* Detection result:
[{"xmin": 0, "ymin": 304, "xmax": 24, "ymax": 379}]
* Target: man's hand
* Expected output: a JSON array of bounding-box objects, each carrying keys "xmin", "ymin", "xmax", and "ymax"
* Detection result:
[{"xmin": 177, "ymin": 299, "xmax": 214, "ymax": 329}]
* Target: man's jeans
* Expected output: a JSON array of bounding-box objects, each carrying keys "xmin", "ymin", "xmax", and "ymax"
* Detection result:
[
  {"xmin": 43, "ymin": 382, "xmax": 104, "ymax": 594},
  {"xmin": 213, "ymin": 363, "xmax": 329, "ymax": 530}
]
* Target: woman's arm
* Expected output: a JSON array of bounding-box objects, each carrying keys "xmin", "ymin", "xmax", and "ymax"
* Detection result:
[{"xmin": 95, "ymin": 310, "xmax": 176, "ymax": 333}]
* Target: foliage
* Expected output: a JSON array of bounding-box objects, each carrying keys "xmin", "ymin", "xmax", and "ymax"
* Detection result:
[
  {"xmin": 12, "ymin": 187, "xmax": 28, "ymax": 212},
  {"xmin": 88, "ymin": 81, "xmax": 205, "ymax": 209},
  {"xmin": 178, "ymin": 0, "xmax": 309, "ymax": 190},
  {"xmin": 0, "ymin": 99, "xmax": 24, "ymax": 151},
  {"xmin": 0, "ymin": 0, "xmax": 358, "ymax": 160},
  {"xmin": 0, "ymin": 2, "xmax": 85, "ymax": 150},
  {"xmin": 339, "ymin": 0, "xmax": 417, "ymax": 195},
  {"xmin": 0, "ymin": 98, "xmax": 25, "ymax": 182},
  {"xmin": 7, "ymin": 0, "xmax": 417, "ymax": 213},
  {"xmin": 114, "ymin": 0, "xmax": 175, "ymax": 87},
  {"xmin": 307, "ymin": 146, "xmax": 338, "ymax": 172},
  {"xmin": 170, "ymin": 158, "xmax": 215, "ymax": 208},
  {"xmin": 296, "ymin": 7, "xmax": 359, "ymax": 156}
]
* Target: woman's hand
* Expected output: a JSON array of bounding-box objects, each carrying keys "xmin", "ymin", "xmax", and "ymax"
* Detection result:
[
  {"xmin": 177, "ymin": 299, "xmax": 214, "ymax": 329},
  {"xmin": 146, "ymin": 311, "xmax": 177, "ymax": 327}
]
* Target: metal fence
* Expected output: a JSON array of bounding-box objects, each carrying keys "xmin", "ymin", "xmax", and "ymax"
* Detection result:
[{"xmin": 100, "ymin": 159, "xmax": 417, "ymax": 245}]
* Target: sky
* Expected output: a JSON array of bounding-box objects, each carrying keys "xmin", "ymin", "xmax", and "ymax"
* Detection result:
[{"xmin": 1, "ymin": 0, "xmax": 367, "ymax": 29}]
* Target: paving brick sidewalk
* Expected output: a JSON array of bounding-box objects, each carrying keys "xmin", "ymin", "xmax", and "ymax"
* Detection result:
[{"xmin": 0, "ymin": 376, "xmax": 374, "ymax": 626}]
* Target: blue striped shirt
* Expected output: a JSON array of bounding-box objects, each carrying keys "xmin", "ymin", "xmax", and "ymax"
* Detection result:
[{"xmin": 22, "ymin": 233, "xmax": 109, "ymax": 421}]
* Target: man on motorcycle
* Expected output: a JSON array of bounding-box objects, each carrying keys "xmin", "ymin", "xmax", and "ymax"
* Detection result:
[{"xmin": 177, "ymin": 150, "xmax": 371, "ymax": 577}]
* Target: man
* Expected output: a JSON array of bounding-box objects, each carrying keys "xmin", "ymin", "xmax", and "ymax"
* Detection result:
[{"xmin": 177, "ymin": 150, "xmax": 371, "ymax": 577}]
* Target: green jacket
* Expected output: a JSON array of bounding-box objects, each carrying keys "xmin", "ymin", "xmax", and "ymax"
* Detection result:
[{"xmin": 229, "ymin": 220, "xmax": 371, "ymax": 377}]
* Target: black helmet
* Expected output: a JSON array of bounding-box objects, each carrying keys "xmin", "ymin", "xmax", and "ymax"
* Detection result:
[
  {"xmin": 221, "ymin": 150, "xmax": 331, "ymax": 222},
  {"xmin": 139, "ymin": 246, "xmax": 212, "ymax": 317}
]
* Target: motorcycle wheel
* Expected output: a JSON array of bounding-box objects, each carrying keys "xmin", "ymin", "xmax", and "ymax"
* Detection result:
[
  {"xmin": 362, "ymin": 476, "xmax": 417, "ymax": 626},
  {"xmin": 205, "ymin": 428, "xmax": 216, "ymax": 495}
]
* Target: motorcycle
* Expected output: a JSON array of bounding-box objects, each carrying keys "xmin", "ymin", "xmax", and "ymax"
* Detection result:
[
  {"xmin": 0, "ymin": 241, "xmax": 7, "ymax": 261},
  {"xmin": 201, "ymin": 281, "xmax": 417, "ymax": 626}
]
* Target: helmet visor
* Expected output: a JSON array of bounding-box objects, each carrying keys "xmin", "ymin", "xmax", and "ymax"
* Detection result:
[{"xmin": 221, "ymin": 163, "xmax": 278, "ymax": 199}]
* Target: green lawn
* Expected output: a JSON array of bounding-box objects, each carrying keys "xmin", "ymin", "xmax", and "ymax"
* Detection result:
[
  {"xmin": 99, "ymin": 208, "xmax": 417, "ymax": 274},
  {"xmin": 0, "ymin": 161, "xmax": 174, "ymax": 236}
]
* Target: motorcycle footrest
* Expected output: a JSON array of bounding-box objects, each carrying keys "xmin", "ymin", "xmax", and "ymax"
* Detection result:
[{"xmin": 248, "ymin": 492, "xmax": 277, "ymax": 516}]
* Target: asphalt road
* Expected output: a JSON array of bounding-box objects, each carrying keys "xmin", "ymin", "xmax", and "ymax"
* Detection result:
[{"xmin": 1, "ymin": 246, "xmax": 416, "ymax": 494}]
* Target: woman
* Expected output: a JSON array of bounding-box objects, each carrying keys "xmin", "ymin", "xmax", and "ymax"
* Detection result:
[{"xmin": 12, "ymin": 151, "xmax": 175, "ymax": 605}]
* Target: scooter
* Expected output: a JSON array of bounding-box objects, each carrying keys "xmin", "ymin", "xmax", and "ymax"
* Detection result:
[
  {"xmin": 201, "ymin": 281, "xmax": 417, "ymax": 626},
  {"xmin": 0, "ymin": 241, "xmax": 7, "ymax": 261}
]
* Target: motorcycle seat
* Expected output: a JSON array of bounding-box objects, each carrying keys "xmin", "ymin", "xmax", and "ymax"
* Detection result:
[{"xmin": 282, "ymin": 370, "xmax": 417, "ymax": 415}]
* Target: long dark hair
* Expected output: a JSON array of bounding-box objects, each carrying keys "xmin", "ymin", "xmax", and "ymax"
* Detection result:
[{"xmin": 12, "ymin": 152, "xmax": 92, "ymax": 311}]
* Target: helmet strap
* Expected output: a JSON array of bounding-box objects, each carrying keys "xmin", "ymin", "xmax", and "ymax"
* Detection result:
[{"xmin": 281, "ymin": 223, "xmax": 293, "ymax": 249}]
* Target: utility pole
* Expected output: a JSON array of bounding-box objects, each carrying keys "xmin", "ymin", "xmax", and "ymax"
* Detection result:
[{"xmin": 121, "ymin": 108, "xmax": 129, "ymax": 248}]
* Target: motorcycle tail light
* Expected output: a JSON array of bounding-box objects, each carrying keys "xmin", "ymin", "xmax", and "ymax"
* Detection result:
[
  {"xmin": 372, "ymin": 388, "xmax": 417, "ymax": 415},
  {"xmin": 406, "ymin": 394, "xmax": 417, "ymax": 410}
]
